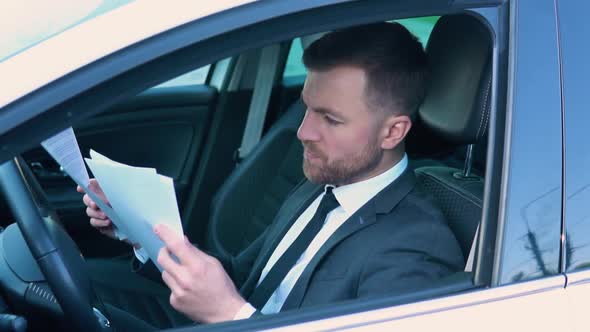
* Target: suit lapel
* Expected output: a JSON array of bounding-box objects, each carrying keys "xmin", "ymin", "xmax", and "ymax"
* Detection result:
[
  {"xmin": 240, "ymin": 181, "xmax": 322, "ymax": 297},
  {"xmin": 282, "ymin": 170, "xmax": 417, "ymax": 310}
]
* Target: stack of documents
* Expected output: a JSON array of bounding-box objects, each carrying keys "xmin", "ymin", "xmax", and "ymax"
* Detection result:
[{"xmin": 42, "ymin": 128, "xmax": 183, "ymax": 270}]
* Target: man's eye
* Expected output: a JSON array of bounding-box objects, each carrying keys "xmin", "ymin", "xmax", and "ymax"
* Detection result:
[{"xmin": 324, "ymin": 115, "xmax": 341, "ymax": 126}]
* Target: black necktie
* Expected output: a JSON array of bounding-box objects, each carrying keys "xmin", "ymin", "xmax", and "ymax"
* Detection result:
[{"xmin": 248, "ymin": 187, "xmax": 340, "ymax": 309}]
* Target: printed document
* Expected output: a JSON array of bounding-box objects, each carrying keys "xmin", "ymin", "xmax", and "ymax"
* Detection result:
[
  {"xmin": 41, "ymin": 127, "xmax": 90, "ymax": 186},
  {"xmin": 42, "ymin": 128, "xmax": 183, "ymax": 270}
]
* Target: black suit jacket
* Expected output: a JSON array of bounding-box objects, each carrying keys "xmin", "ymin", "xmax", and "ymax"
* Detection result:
[{"xmin": 221, "ymin": 169, "xmax": 464, "ymax": 312}]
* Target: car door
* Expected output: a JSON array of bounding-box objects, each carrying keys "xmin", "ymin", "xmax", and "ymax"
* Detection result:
[
  {"xmin": 559, "ymin": 1, "xmax": 590, "ymax": 331},
  {"xmin": 20, "ymin": 65, "xmax": 220, "ymax": 256}
]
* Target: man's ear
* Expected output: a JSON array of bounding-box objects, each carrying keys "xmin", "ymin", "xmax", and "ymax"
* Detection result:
[{"xmin": 380, "ymin": 114, "xmax": 412, "ymax": 150}]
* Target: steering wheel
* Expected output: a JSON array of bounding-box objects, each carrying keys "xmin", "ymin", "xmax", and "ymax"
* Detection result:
[{"xmin": 0, "ymin": 157, "xmax": 110, "ymax": 331}]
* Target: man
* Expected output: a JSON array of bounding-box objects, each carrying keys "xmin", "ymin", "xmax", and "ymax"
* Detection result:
[{"xmin": 80, "ymin": 22, "xmax": 463, "ymax": 326}]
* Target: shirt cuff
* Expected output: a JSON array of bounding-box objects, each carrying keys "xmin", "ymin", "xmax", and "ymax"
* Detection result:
[
  {"xmin": 233, "ymin": 302, "xmax": 257, "ymax": 320},
  {"xmin": 133, "ymin": 247, "xmax": 149, "ymax": 264}
]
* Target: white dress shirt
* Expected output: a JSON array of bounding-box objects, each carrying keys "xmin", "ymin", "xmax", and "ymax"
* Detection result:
[{"xmin": 234, "ymin": 154, "xmax": 408, "ymax": 319}]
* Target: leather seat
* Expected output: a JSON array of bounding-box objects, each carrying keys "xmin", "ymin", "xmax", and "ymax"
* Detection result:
[
  {"xmin": 414, "ymin": 14, "xmax": 492, "ymax": 260},
  {"xmin": 206, "ymin": 100, "xmax": 305, "ymax": 262}
]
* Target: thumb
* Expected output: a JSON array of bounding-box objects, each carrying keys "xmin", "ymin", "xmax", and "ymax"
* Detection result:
[{"xmin": 88, "ymin": 179, "xmax": 109, "ymax": 203}]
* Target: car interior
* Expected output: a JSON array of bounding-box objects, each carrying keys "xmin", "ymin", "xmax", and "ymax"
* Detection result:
[{"xmin": 0, "ymin": 9, "xmax": 495, "ymax": 332}]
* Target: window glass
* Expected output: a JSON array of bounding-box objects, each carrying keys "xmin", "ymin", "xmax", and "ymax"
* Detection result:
[
  {"xmin": 154, "ymin": 65, "xmax": 211, "ymax": 88},
  {"xmin": 560, "ymin": 1, "xmax": 590, "ymax": 272},
  {"xmin": 283, "ymin": 38, "xmax": 306, "ymax": 79},
  {"xmin": 281, "ymin": 16, "xmax": 439, "ymax": 81},
  {"xmin": 395, "ymin": 16, "xmax": 439, "ymax": 46},
  {"xmin": 496, "ymin": 0, "xmax": 562, "ymax": 283}
]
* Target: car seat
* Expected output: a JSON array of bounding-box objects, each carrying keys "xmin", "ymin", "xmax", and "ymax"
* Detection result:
[{"xmin": 414, "ymin": 13, "xmax": 492, "ymax": 262}]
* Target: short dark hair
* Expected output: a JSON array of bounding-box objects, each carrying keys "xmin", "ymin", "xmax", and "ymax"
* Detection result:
[{"xmin": 302, "ymin": 22, "xmax": 429, "ymax": 116}]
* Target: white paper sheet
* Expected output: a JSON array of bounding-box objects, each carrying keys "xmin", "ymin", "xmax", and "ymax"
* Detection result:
[
  {"xmin": 41, "ymin": 127, "xmax": 90, "ymax": 186},
  {"xmin": 41, "ymin": 127, "xmax": 184, "ymax": 269},
  {"xmin": 84, "ymin": 149, "xmax": 184, "ymax": 270}
]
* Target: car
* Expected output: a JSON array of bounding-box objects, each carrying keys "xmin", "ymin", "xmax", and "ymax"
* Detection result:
[{"xmin": 0, "ymin": 0, "xmax": 587, "ymax": 331}]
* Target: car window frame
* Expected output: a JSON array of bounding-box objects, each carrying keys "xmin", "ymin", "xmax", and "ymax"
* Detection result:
[{"xmin": 0, "ymin": 0, "xmax": 510, "ymax": 330}]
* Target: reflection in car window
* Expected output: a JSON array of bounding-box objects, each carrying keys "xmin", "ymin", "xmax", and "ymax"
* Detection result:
[
  {"xmin": 0, "ymin": 0, "xmax": 133, "ymax": 61},
  {"xmin": 560, "ymin": 1, "xmax": 590, "ymax": 273}
]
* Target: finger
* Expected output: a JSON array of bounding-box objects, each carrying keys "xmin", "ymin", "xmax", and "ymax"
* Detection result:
[
  {"xmin": 161, "ymin": 271, "xmax": 185, "ymax": 310},
  {"xmin": 161, "ymin": 270, "xmax": 181, "ymax": 292},
  {"xmin": 162, "ymin": 268, "xmax": 194, "ymax": 299},
  {"xmin": 162, "ymin": 264, "xmax": 192, "ymax": 291},
  {"xmin": 86, "ymin": 206, "xmax": 106, "ymax": 219},
  {"xmin": 90, "ymin": 217, "xmax": 111, "ymax": 228},
  {"xmin": 88, "ymin": 178, "xmax": 100, "ymax": 191},
  {"xmin": 76, "ymin": 185, "xmax": 85, "ymax": 194},
  {"xmin": 158, "ymin": 250, "xmax": 194, "ymax": 292},
  {"xmin": 88, "ymin": 179, "xmax": 109, "ymax": 204},
  {"xmin": 157, "ymin": 247, "xmax": 183, "ymax": 278},
  {"xmin": 82, "ymin": 194, "xmax": 99, "ymax": 210},
  {"xmin": 154, "ymin": 224, "xmax": 195, "ymax": 264}
]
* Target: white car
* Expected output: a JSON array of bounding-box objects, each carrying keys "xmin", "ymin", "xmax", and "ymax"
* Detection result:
[{"xmin": 0, "ymin": 0, "xmax": 588, "ymax": 331}]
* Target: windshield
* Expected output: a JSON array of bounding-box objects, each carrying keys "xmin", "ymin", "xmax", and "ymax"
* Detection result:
[{"xmin": 0, "ymin": 0, "xmax": 133, "ymax": 62}]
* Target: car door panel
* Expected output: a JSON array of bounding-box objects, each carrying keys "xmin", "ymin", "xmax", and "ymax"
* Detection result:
[
  {"xmin": 565, "ymin": 271, "xmax": 590, "ymax": 332},
  {"xmin": 276, "ymin": 276, "xmax": 571, "ymax": 331},
  {"xmin": 22, "ymin": 84, "xmax": 217, "ymax": 256},
  {"xmin": 77, "ymin": 85, "xmax": 216, "ymax": 190}
]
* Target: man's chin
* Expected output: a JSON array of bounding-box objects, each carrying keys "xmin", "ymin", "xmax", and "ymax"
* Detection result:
[{"xmin": 303, "ymin": 163, "xmax": 326, "ymax": 184}]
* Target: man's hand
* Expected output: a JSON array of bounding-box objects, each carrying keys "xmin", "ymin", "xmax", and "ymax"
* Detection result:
[
  {"xmin": 77, "ymin": 179, "xmax": 117, "ymax": 240},
  {"xmin": 155, "ymin": 224, "xmax": 246, "ymax": 324}
]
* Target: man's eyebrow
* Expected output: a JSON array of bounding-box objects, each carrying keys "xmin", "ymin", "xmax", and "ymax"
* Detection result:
[
  {"xmin": 301, "ymin": 92, "xmax": 344, "ymax": 119},
  {"xmin": 313, "ymin": 107, "xmax": 338, "ymax": 116}
]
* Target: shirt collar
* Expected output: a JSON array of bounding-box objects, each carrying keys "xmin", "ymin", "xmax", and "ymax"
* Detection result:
[{"xmin": 326, "ymin": 153, "xmax": 408, "ymax": 215}]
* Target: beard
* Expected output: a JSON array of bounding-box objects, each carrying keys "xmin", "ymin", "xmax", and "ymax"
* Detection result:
[{"xmin": 302, "ymin": 138, "xmax": 383, "ymax": 186}]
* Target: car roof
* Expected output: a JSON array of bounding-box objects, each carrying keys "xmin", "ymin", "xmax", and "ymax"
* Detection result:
[{"xmin": 0, "ymin": 0, "xmax": 256, "ymax": 109}]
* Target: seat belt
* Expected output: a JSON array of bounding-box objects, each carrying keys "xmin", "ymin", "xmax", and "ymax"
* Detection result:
[{"xmin": 236, "ymin": 44, "xmax": 282, "ymax": 161}]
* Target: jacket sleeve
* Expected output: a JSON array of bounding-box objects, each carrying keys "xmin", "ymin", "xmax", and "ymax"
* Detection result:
[{"xmin": 356, "ymin": 219, "xmax": 464, "ymax": 298}]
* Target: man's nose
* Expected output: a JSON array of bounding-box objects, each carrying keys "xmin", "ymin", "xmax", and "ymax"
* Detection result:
[{"xmin": 297, "ymin": 110, "xmax": 320, "ymax": 142}]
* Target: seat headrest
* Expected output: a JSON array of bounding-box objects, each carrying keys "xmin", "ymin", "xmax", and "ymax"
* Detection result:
[{"xmin": 419, "ymin": 14, "xmax": 492, "ymax": 145}]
